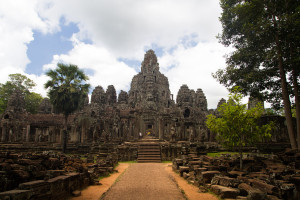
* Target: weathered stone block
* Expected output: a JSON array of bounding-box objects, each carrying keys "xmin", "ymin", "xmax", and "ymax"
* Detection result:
[
  {"xmin": 249, "ymin": 179, "xmax": 278, "ymax": 195},
  {"xmin": 0, "ymin": 190, "xmax": 31, "ymax": 200},
  {"xmin": 211, "ymin": 176, "xmax": 239, "ymax": 187},
  {"xmin": 179, "ymin": 166, "xmax": 189, "ymax": 176},
  {"xmin": 201, "ymin": 171, "xmax": 220, "ymax": 183},
  {"xmin": 211, "ymin": 185, "xmax": 240, "ymax": 199},
  {"xmin": 228, "ymin": 170, "xmax": 246, "ymax": 178},
  {"xmin": 238, "ymin": 183, "xmax": 266, "ymax": 200}
]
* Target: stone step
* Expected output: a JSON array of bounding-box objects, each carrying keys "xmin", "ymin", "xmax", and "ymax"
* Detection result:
[
  {"xmin": 138, "ymin": 152, "xmax": 161, "ymax": 155},
  {"xmin": 137, "ymin": 142, "xmax": 161, "ymax": 163},
  {"xmin": 139, "ymin": 149, "xmax": 160, "ymax": 152}
]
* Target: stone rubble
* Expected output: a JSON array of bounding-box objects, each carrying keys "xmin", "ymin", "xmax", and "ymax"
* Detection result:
[
  {"xmin": 0, "ymin": 151, "xmax": 117, "ymax": 200},
  {"xmin": 173, "ymin": 148, "xmax": 300, "ymax": 200}
]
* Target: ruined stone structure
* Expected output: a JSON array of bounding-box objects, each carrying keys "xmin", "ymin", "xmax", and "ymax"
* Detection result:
[{"xmin": 0, "ymin": 50, "xmax": 290, "ymax": 148}]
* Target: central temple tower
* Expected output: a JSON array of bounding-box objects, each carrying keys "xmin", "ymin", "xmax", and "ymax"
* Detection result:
[{"xmin": 128, "ymin": 50, "xmax": 172, "ymax": 110}]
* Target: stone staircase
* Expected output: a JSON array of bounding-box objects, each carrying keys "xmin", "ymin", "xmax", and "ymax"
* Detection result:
[{"xmin": 137, "ymin": 137, "xmax": 161, "ymax": 163}]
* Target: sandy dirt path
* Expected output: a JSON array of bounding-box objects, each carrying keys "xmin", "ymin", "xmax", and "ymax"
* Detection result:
[
  {"xmin": 164, "ymin": 163, "xmax": 219, "ymax": 200},
  {"xmin": 70, "ymin": 162, "xmax": 219, "ymax": 200},
  {"xmin": 69, "ymin": 163, "xmax": 129, "ymax": 200},
  {"xmin": 101, "ymin": 163, "xmax": 185, "ymax": 200}
]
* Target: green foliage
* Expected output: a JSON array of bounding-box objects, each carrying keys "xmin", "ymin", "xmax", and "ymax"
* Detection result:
[
  {"xmin": 206, "ymin": 87, "xmax": 273, "ymax": 148},
  {"xmin": 215, "ymin": 0, "xmax": 300, "ymax": 109},
  {"xmin": 207, "ymin": 152, "xmax": 241, "ymax": 157},
  {"xmin": 45, "ymin": 63, "xmax": 90, "ymax": 117},
  {"xmin": 206, "ymin": 87, "xmax": 273, "ymax": 168},
  {"xmin": 25, "ymin": 92, "xmax": 43, "ymax": 114},
  {"xmin": 0, "ymin": 73, "xmax": 41, "ymax": 114}
]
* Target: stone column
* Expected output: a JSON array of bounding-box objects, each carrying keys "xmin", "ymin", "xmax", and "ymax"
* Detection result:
[
  {"xmin": 81, "ymin": 126, "xmax": 86, "ymax": 143},
  {"xmin": 35, "ymin": 128, "xmax": 40, "ymax": 142},
  {"xmin": 45, "ymin": 128, "xmax": 49, "ymax": 142},
  {"xmin": 26, "ymin": 125, "xmax": 30, "ymax": 142},
  {"xmin": 8, "ymin": 128, "xmax": 13, "ymax": 142},
  {"xmin": 1, "ymin": 126, "xmax": 6, "ymax": 142},
  {"xmin": 22, "ymin": 128, "xmax": 26, "ymax": 141},
  {"xmin": 59, "ymin": 129, "xmax": 63, "ymax": 143},
  {"xmin": 158, "ymin": 118, "xmax": 163, "ymax": 140}
]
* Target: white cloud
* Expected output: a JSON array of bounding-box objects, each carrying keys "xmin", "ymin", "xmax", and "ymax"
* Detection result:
[
  {"xmin": 43, "ymin": 35, "xmax": 137, "ymax": 93},
  {"xmin": 37, "ymin": 0, "xmax": 222, "ymax": 59},
  {"xmin": 0, "ymin": 0, "xmax": 233, "ymax": 108},
  {"xmin": 159, "ymin": 42, "xmax": 231, "ymax": 109},
  {"xmin": 0, "ymin": 0, "xmax": 58, "ymax": 95}
]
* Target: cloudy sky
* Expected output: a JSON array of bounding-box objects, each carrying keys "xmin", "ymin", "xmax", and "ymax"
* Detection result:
[{"xmin": 0, "ymin": 0, "xmax": 232, "ymax": 109}]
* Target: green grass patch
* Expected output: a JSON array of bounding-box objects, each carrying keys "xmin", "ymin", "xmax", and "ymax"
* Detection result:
[
  {"xmin": 207, "ymin": 152, "xmax": 240, "ymax": 157},
  {"xmin": 118, "ymin": 161, "xmax": 137, "ymax": 164},
  {"xmin": 162, "ymin": 160, "xmax": 172, "ymax": 163},
  {"xmin": 96, "ymin": 173, "xmax": 111, "ymax": 181}
]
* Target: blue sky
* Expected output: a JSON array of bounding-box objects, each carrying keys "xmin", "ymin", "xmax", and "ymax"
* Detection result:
[
  {"xmin": 26, "ymin": 21, "xmax": 78, "ymax": 75},
  {"xmin": 0, "ymin": 0, "xmax": 231, "ymax": 108}
]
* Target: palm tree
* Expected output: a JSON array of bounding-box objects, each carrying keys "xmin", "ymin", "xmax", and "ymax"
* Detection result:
[{"xmin": 45, "ymin": 63, "xmax": 90, "ymax": 153}]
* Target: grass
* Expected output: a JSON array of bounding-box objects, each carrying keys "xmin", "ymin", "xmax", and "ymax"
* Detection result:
[
  {"xmin": 162, "ymin": 160, "xmax": 172, "ymax": 163},
  {"xmin": 207, "ymin": 151, "xmax": 271, "ymax": 158},
  {"xmin": 96, "ymin": 173, "xmax": 111, "ymax": 181},
  {"xmin": 207, "ymin": 152, "xmax": 240, "ymax": 157},
  {"xmin": 118, "ymin": 161, "xmax": 137, "ymax": 164}
]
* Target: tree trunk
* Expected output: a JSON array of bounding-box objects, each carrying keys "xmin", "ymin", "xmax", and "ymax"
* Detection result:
[
  {"xmin": 275, "ymin": 33, "xmax": 297, "ymax": 149},
  {"xmin": 62, "ymin": 115, "xmax": 68, "ymax": 153},
  {"xmin": 292, "ymin": 70, "xmax": 300, "ymax": 150}
]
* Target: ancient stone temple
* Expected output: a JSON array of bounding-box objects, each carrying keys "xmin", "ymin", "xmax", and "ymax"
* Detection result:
[
  {"xmin": 65, "ymin": 49, "xmax": 211, "ymax": 143},
  {"xmin": 0, "ymin": 50, "xmax": 290, "ymax": 148}
]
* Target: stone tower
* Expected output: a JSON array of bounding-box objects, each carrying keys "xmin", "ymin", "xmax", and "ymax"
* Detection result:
[
  {"xmin": 91, "ymin": 86, "xmax": 106, "ymax": 105},
  {"xmin": 128, "ymin": 50, "xmax": 171, "ymax": 110},
  {"xmin": 194, "ymin": 88, "xmax": 208, "ymax": 111},
  {"xmin": 106, "ymin": 85, "xmax": 117, "ymax": 106}
]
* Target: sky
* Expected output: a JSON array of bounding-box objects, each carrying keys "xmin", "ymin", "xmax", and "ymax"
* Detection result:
[{"xmin": 0, "ymin": 0, "xmax": 233, "ymax": 109}]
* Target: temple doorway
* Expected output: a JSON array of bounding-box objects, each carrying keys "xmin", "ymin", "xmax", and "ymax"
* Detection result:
[{"xmin": 146, "ymin": 124, "xmax": 153, "ymax": 136}]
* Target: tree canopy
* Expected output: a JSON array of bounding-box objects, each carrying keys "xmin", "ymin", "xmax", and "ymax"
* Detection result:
[
  {"xmin": 206, "ymin": 87, "xmax": 273, "ymax": 169},
  {"xmin": 45, "ymin": 63, "xmax": 90, "ymax": 153},
  {"xmin": 215, "ymin": 0, "xmax": 300, "ymax": 149},
  {"xmin": 45, "ymin": 63, "xmax": 90, "ymax": 117},
  {"xmin": 0, "ymin": 73, "xmax": 43, "ymax": 114}
]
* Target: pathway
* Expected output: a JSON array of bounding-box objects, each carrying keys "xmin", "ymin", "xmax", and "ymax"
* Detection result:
[
  {"xmin": 101, "ymin": 163, "xmax": 185, "ymax": 200},
  {"xmin": 70, "ymin": 163, "xmax": 219, "ymax": 200}
]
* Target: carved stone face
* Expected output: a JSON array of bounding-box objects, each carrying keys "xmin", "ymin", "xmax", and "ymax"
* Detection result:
[{"xmin": 147, "ymin": 93, "xmax": 154, "ymax": 102}]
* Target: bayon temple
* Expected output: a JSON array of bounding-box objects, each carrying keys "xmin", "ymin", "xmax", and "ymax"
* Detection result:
[{"xmin": 0, "ymin": 50, "xmax": 289, "ymax": 150}]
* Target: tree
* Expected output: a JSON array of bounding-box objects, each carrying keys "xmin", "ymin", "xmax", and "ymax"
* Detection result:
[
  {"xmin": 0, "ymin": 73, "xmax": 42, "ymax": 114},
  {"xmin": 45, "ymin": 63, "xmax": 90, "ymax": 153},
  {"xmin": 25, "ymin": 92, "xmax": 43, "ymax": 114},
  {"xmin": 206, "ymin": 87, "xmax": 273, "ymax": 170},
  {"xmin": 215, "ymin": 0, "xmax": 300, "ymax": 149}
]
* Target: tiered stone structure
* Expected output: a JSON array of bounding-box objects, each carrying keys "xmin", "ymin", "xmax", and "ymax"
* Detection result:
[{"xmin": 0, "ymin": 49, "xmax": 289, "ymax": 147}]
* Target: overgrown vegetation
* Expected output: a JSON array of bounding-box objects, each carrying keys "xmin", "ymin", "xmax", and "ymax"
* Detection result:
[
  {"xmin": 0, "ymin": 73, "xmax": 43, "ymax": 114},
  {"xmin": 206, "ymin": 87, "xmax": 273, "ymax": 169},
  {"xmin": 215, "ymin": 0, "xmax": 300, "ymax": 150}
]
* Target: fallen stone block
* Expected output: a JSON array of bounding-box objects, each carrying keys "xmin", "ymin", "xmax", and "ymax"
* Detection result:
[
  {"xmin": 211, "ymin": 185, "xmax": 240, "ymax": 199},
  {"xmin": 211, "ymin": 176, "xmax": 239, "ymax": 187},
  {"xmin": 0, "ymin": 189, "xmax": 31, "ymax": 200},
  {"xmin": 72, "ymin": 190, "xmax": 81, "ymax": 197},
  {"xmin": 228, "ymin": 171, "xmax": 246, "ymax": 178},
  {"xmin": 201, "ymin": 171, "xmax": 220, "ymax": 183},
  {"xmin": 179, "ymin": 166, "xmax": 189, "ymax": 176},
  {"xmin": 238, "ymin": 183, "xmax": 266, "ymax": 200},
  {"xmin": 249, "ymin": 179, "xmax": 278, "ymax": 195}
]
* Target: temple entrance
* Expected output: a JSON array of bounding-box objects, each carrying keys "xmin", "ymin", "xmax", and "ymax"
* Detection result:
[{"xmin": 146, "ymin": 124, "xmax": 153, "ymax": 136}]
